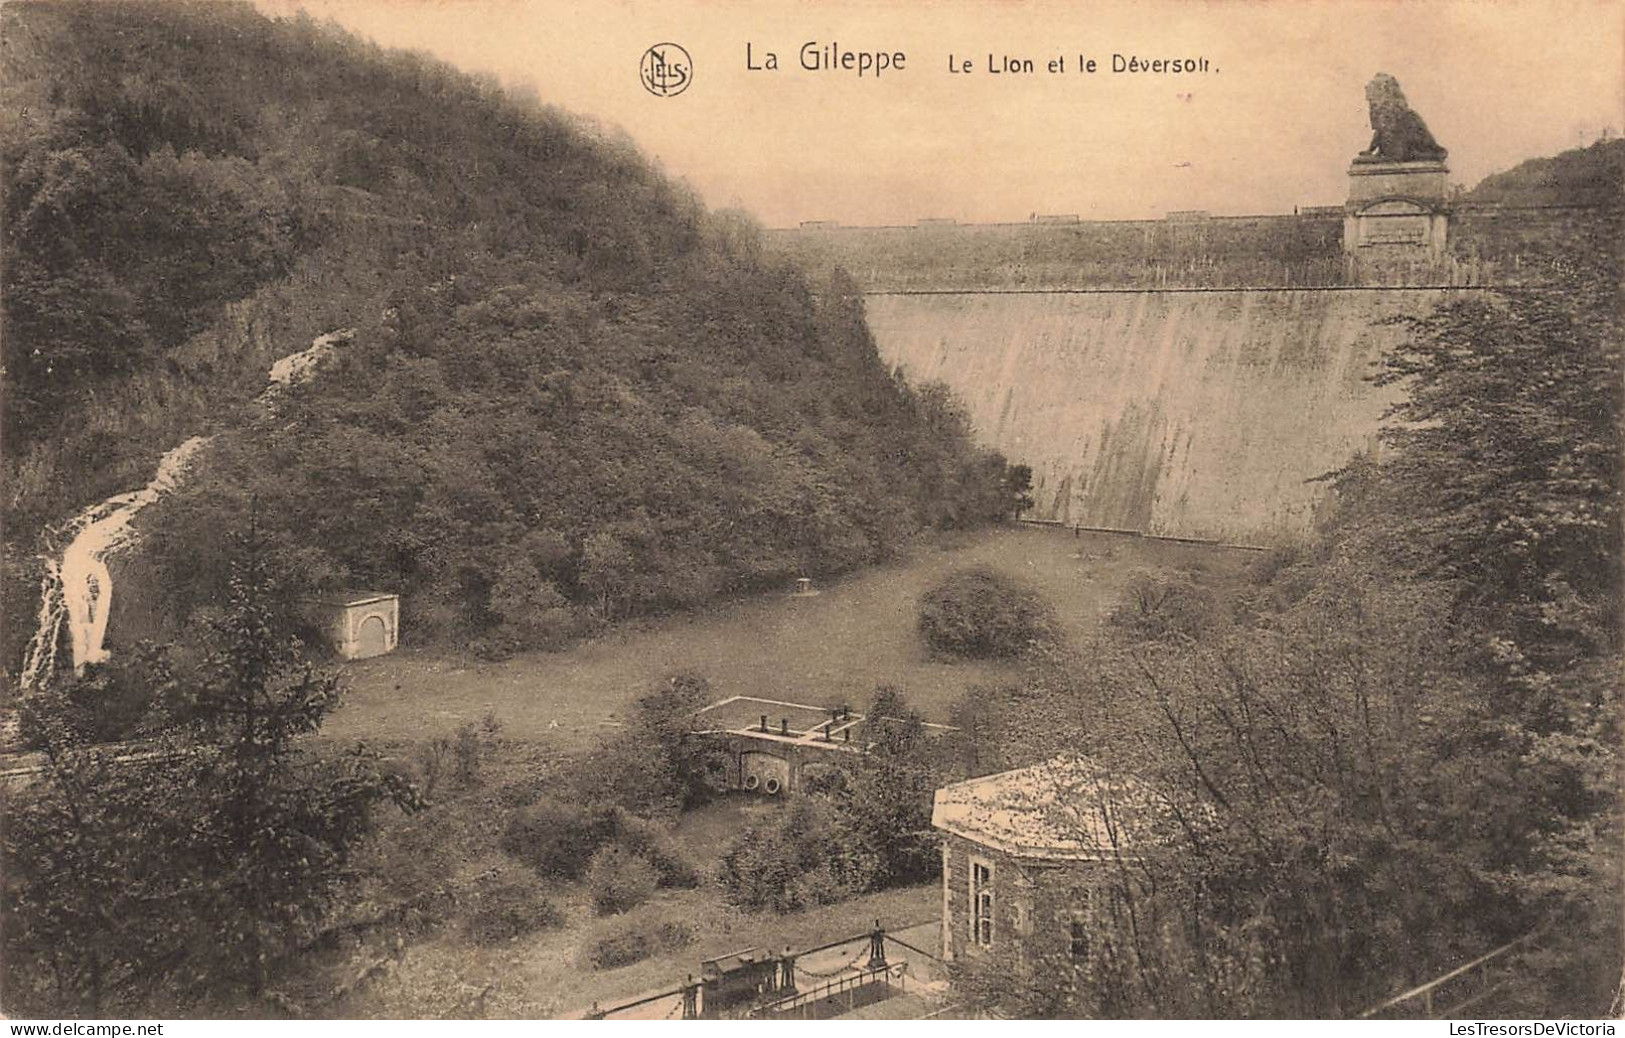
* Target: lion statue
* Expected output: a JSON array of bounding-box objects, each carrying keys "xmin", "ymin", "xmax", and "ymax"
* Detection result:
[{"xmin": 1357, "ymin": 73, "xmax": 1447, "ymax": 163}]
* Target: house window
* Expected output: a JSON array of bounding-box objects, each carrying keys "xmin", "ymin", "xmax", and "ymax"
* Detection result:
[
  {"xmin": 1070, "ymin": 887, "xmax": 1097, "ymax": 961},
  {"xmin": 1069, "ymin": 920, "xmax": 1090, "ymax": 960},
  {"xmin": 971, "ymin": 859, "xmax": 994, "ymax": 947}
]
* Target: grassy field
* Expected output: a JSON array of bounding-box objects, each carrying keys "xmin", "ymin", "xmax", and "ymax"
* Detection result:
[
  {"xmin": 315, "ymin": 525, "xmax": 1254, "ymax": 1019},
  {"xmin": 325, "ymin": 525, "xmax": 1254, "ymax": 748}
]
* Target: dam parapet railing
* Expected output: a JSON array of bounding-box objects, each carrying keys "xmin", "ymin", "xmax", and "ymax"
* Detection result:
[{"xmin": 765, "ymin": 202, "xmax": 1612, "ymax": 294}]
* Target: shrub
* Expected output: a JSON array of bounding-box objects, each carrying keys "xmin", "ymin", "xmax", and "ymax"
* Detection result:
[
  {"xmin": 609, "ymin": 810, "xmax": 701, "ymax": 889},
  {"xmin": 585, "ymin": 845, "xmax": 659, "ymax": 916},
  {"xmin": 494, "ymin": 772, "xmax": 551, "ymax": 810},
  {"xmin": 413, "ymin": 734, "xmax": 453, "ymax": 800},
  {"xmin": 586, "ymin": 914, "xmax": 697, "ymax": 970},
  {"xmin": 718, "ymin": 799, "xmax": 878, "ymax": 912},
  {"xmin": 453, "ymin": 711, "xmax": 502, "ymax": 787},
  {"xmin": 465, "ymin": 878, "xmax": 565, "ymax": 946},
  {"xmin": 500, "ymin": 798, "xmax": 615, "ymax": 878},
  {"xmin": 1106, "ymin": 574, "xmax": 1222, "ymax": 644},
  {"xmin": 800, "ymin": 762, "xmax": 849, "ymax": 796},
  {"xmin": 18, "ymin": 643, "xmax": 175, "ymax": 748},
  {"xmin": 917, "ymin": 567, "xmax": 1053, "ymax": 659},
  {"xmin": 566, "ymin": 675, "xmax": 730, "ymax": 816}
]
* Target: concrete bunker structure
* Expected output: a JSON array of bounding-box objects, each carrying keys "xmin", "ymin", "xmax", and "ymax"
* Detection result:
[{"xmin": 694, "ymin": 695, "xmax": 956, "ymax": 796}]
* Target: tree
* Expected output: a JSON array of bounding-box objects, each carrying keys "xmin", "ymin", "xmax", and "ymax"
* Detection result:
[
  {"xmin": 1372, "ymin": 269, "xmax": 1622, "ymax": 683},
  {"xmin": 1359, "ymin": 252, "xmax": 1623, "ymax": 1014},
  {"xmin": 718, "ymin": 798, "xmax": 877, "ymax": 912},
  {"xmin": 2, "ymin": 696, "xmax": 180, "ymax": 1015},
  {"xmin": 917, "ymin": 566, "xmax": 1055, "ymax": 659},
  {"xmin": 580, "ymin": 531, "xmax": 636, "ymax": 620},
  {"xmin": 1, "ymin": 521, "xmax": 417, "ymax": 1014},
  {"xmin": 1007, "ymin": 463, "xmax": 1035, "ymax": 518},
  {"xmin": 179, "ymin": 520, "xmax": 419, "ymax": 994},
  {"xmin": 835, "ymin": 686, "xmax": 945, "ymax": 887}
]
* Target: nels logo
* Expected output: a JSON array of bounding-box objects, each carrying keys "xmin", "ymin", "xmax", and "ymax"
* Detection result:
[{"xmin": 640, "ymin": 43, "xmax": 692, "ymax": 97}]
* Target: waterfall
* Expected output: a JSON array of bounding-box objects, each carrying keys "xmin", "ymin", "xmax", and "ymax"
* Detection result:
[
  {"xmin": 262, "ymin": 328, "xmax": 353, "ymax": 397},
  {"xmin": 18, "ymin": 329, "xmax": 356, "ymax": 690},
  {"xmin": 19, "ymin": 438, "xmax": 211, "ymax": 690}
]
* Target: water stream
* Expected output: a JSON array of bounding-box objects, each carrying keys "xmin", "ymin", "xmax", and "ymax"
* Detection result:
[{"xmin": 18, "ymin": 329, "xmax": 354, "ymax": 690}]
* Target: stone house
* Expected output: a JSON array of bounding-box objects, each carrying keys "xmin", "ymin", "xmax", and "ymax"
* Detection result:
[{"xmin": 930, "ymin": 756, "xmax": 1174, "ymax": 965}]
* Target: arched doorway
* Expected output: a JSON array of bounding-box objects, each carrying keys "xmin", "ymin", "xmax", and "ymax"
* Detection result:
[{"xmin": 357, "ymin": 614, "xmax": 388, "ymax": 658}]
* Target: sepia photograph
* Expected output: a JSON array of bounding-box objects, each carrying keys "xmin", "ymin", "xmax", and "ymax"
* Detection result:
[{"xmin": 1, "ymin": 0, "xmax": 1621, "ymax": 1026}]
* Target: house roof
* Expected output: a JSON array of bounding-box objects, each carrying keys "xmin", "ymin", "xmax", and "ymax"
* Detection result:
[
  {"xmin": 931, "ymin": 756, "xmax": 1178, "ymax": 861},
  {"xmin": 307, "ymin": 591, "xmax": 397, "ymax": 607}
]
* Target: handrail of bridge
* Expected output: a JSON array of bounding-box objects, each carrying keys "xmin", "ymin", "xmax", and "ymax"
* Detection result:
[
  {"xmin": 793, "ymin": 917, "xmax": 937, "ymax": 959},
  {"xmin": 1358, "ymin": 928, "xmax": 1542, "ymax": 1019},
  {"xmin": 583, "ymin": 984, "xmax": 686, "ymax": 1020},
  {"xmin": 752, "ymin": 964, "xmax": 893, "ymax": 1017},
  {"xmin": 884, "ymin": 933, "xmax": 944, "ymax": 963},
  {"xmin": 579, "ymin": 916, "xmax": 939, "ymax": 1020}
]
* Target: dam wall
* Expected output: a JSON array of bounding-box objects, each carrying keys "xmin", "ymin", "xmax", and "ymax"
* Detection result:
[
  {"xmin": 767, "ymin": 202, "xmax": 1597, "ymax": 293},
  {"xmin": 864, "ymin": 287, "xmax": 1454, "ymax": 545},
  {"xmin": 770, "ymin": 212, "xmax": 1348, "ymax": 292},
  {"xmin": 764, "ymin": 141, "xmax": 1609, "ymax": 545}
]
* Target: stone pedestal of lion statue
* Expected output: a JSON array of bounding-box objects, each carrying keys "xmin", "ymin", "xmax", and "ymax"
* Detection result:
[{"xmin": 1344, "ymin": 73, "xmax": 1452, "ymax": 274}]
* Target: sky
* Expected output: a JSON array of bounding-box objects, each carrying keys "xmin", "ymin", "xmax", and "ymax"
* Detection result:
[{"xmin": 256, "ymin": 0, "xmax": 1624, "ymax": 227}]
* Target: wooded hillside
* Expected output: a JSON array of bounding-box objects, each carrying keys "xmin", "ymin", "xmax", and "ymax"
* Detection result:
[{"xmin": 2, "ymin": 1, "xmax": 1014, "ymax": 665}]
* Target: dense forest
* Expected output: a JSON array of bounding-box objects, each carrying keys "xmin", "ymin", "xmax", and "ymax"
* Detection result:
[{"xmin": 1, "ymin": 0, "xmax": 1015, "ymax": 669}]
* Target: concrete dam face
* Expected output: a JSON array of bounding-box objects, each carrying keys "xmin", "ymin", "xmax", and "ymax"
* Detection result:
[
  {"xmin": 768, "ymin": 99, "xmax": 1597, "ymax": 546},
  {"xmin": 865, "ymin": 288, "xmax": 1442, "ymax": 545}
]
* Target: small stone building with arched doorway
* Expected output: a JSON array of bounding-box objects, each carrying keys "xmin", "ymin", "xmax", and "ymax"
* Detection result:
[{"xmin": 313, "ymin": 592, "xmax": 399, "ymax": 660}]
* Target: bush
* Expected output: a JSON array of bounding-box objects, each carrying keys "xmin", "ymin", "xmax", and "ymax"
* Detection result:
[
  {"xmin": 586, "ymin": 914, "xmax": 697, "ymax": 970},
  {"xmin": 800, "ymin": 762, "xmax": 850, "ymax": 797},
  {"xmin": 717, "ymin": 799, "xmax": 877, "ymax": 912},
  {"xmin": 609, "ymin": 810, "xmax": 701, "ymax": 889},
  {"xmin": 18, "ymin": 644, "xmax": 175, "ymax": 748},
  {"xmin": 465, "ymin": 879, "xmax": 565, "ymax": 946},
  {"xmin": 917, "ymin": 567, "xmax": 1053, "ymax": 659},
  {"xmin": 500, "ymin": 798, "xmax": 615, "ymax": 878},
  {"xmin": 1106, "ymin": 574, "xmax": 1222, "ymax": 644},
  {"xmin": 455, "ymin": 710, "xmax": 503, "ymax": 786},
  {"xmin": 494, "ymin": 772, "xmax": 551, "ymax": 810},
  {"xmin": 501, "ymin": 796, "xmax": 702, "ymax": 892},
  {"xmin": 566, "ymin": 675, "xmax": 730, "ymax": 816},
  {"xmin": 585, "ymin": 845, "xmax": 659, "ymax": 916}
]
